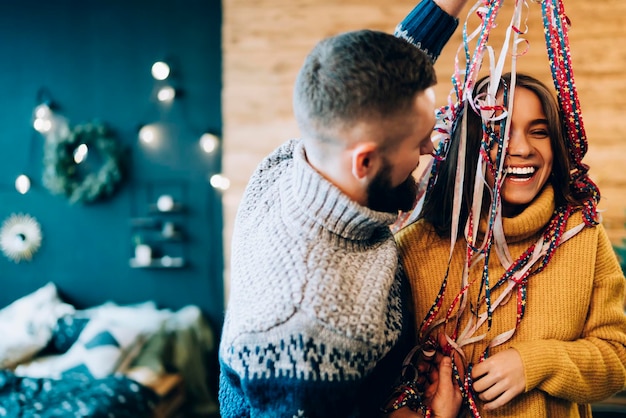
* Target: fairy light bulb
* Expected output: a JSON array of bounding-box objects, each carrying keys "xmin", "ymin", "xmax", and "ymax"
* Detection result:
[
  {"xmin": 33, "ymin": 118, "xmax": 52, "ymax": 133},
  {"xmin": 156, "ymin": 195, "xmax": 175, "ymax": 212},
  {"xmin": 210, "ymin": 174, "xmax": 230, "ymax": 191},
  {"xmin": 151, "ymin": 61, "xmax": 170, "ymax": 80},
  {"xmin": 73, "ymin": 144, "xmax": 88, "ymax": 164},
  {"xmin": 34, "ymin": 103, "xmax": 52, "ymax": 119},
  {"xmin": 157, "ymin": 86, "xmax": 176, "ymax": 102},
  {"xmin": 139, "ymin": 125, "xmax": 157, "ymax": 145},
  {"xmin": 15, "ymin": 175, "xmax": 30, "ymax": 194},
  {"xmin": 33, "ymin": 103, "xmax": 53, "ymax": 133},
  {"xmin": 200, "ymin": 133, "xmax": 219, "ymax": 154}
]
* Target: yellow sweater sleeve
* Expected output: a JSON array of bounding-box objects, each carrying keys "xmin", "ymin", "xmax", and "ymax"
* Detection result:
[{"xmin": 512, "ymin": 223, "xmax": 626, "ymax": 403}]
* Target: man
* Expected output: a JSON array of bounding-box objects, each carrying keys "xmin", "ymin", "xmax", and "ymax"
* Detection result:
[{"xmin": 219, "ymin": 1, "xmax": 467, "ymax": 417}]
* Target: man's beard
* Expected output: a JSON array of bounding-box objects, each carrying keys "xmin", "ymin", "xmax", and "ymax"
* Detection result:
[{"xmin": 366, "ymin": 164, "xmax": 418, "ymax": 213}]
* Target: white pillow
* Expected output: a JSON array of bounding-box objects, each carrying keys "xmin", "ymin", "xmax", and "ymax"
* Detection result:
[
  {"xmin": 60, "ymin": 317, "xmax": 146, "ymax": 378},
  {"xmin": 15, "ymin": 317, "xmax": 146, "ymax": 379},
  {"xmin": 0, "ymin": 282, "xmax": 74, "ymax": 367},
  {"xmin": 83, "ymin": 301, "xmax": 170, "ymax": 335}
]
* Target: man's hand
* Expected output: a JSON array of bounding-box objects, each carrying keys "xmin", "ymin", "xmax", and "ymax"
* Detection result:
[
  {"xmin": 471, "ymin": 348, "xmax": 526, "ymax": 410},
  {"xmin": 386, "ymin": 407, "xmax": 424, "ymax": 418},
  {"xmin": 428, "ymin": 356, "xmax": 464, "ymax": 418},
  {"xmin": 386, "ymin": 356, "xmax": 462, "ymax": 418},
  {"xmin": 385, "ymin": 333, "xmax": 465, "ymax": 418}
]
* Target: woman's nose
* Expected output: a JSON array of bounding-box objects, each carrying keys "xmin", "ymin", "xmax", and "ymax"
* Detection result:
[{"xmin": 507, "ymin": 130, "xmax": 531, "ymax": 157}]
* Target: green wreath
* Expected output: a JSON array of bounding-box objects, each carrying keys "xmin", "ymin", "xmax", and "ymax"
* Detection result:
[{"xmin": 42, "ymin": 122, "xmax": 125, "ymax": 204}]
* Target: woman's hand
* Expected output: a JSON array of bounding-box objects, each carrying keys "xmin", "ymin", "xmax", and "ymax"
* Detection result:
[{"xmin": 471, "ymin": 348, "xmax": 526, "ymax": 410}]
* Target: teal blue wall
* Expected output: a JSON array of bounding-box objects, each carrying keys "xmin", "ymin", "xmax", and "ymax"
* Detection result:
[{"xmin": 0, "ymin": 1, "xmax": 224, "ymax": 328}]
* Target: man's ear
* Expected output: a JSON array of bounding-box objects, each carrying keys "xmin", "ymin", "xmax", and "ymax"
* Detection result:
[{"xmin": 351, "ymin": 142, "xmax": 380, "ymax": 180}]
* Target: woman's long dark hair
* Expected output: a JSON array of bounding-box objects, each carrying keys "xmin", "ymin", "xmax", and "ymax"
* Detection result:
[{"xmin": 419, "ymin": 72, "xmax": 587, "ymax": 238}]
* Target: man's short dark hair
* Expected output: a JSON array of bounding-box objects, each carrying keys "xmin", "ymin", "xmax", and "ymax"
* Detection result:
[{"xmin": 293, "ymin": 29, "xmax": 436, "ymax": 143}]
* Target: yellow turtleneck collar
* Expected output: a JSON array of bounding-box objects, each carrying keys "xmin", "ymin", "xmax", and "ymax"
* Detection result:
[{"xmin": 479, "ymin": 184, "xmax": 556, "ymax": 244}]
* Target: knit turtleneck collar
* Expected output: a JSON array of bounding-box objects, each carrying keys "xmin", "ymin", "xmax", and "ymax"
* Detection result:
[
  {"xmin": 282, "ymin": 141, "xmax": 398, "ymax": 241},
  {"xmin": 479, "ymin": 184, "xmax": 556, "ymax": 243}
]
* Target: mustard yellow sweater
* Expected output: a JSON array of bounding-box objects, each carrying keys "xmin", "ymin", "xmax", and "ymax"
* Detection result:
[{"xmin": 396, "ymin": 185, "xmax": 626, "ymax": 417}]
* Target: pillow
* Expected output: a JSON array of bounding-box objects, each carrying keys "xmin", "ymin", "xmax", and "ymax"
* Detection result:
[
  {"xmin": 0, "ymin": 282, "xmax": 74, "ymax": 367},
  {"xmin": 15, "ymin": 317, "xmax": 145, "ymax": 379},
  {"xmin": 83, "ymin": 301, "xmax": 170, "ymax": 335},
  {"xmin": 47, "ymin": 314, "xmax": 90, "ymax": 353},
  {"xmin": 60, "ymin": 317, "xmax": 146, "ymax": 378}
]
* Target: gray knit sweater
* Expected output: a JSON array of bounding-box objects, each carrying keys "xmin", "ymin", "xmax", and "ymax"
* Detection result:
[{"xmin": 219, "ymin": 139, "xmax": 404, "ymax": 417}]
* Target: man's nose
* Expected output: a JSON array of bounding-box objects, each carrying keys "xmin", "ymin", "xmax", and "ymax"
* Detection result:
[{"xmin": 421, "ymin": 139, "xmax": 435, "ymax": 156}]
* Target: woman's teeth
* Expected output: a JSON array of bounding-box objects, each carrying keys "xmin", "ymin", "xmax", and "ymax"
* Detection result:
[{"xmin": 504, "ymin": 166, "xmax": 535, "ymax": 178}]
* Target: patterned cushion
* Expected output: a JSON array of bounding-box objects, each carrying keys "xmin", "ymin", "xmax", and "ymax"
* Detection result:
[
  {"xmin": 15, "ymin": 317, "xmax": 145, "ymax": 379},
  {"xmin": 47, "ymin": 314, "xmax": 90, "ymax": 353},
  {"xmin": 61, "ymin": 318, "xmax": 146, "ymax": 378}
]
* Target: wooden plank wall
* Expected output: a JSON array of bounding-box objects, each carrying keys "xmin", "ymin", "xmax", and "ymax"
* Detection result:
[{"xmin": 222, "ymin": 0, "xmax": 626, "ymax": 293}]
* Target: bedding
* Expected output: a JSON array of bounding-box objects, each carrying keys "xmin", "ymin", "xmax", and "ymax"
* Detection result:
[
  {"xmin": 0, "ymin": 282, "xmax": 218, "ymax": 417},
  {"xmin": 0, "ymin": 370, "xmax": 158, "ymax": 417}
]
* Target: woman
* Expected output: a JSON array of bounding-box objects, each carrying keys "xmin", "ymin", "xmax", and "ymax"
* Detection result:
[{"xmin": 395, "ymin": 73, "xmax": 626, "ymax": 417}]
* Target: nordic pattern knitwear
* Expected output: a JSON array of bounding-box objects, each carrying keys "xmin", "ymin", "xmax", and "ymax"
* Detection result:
[
  {"xmin": 396, "ymin": 185, "xmax": 626, "ymax": 418},
  {"xmin": 219, "ymin": 139, "xmax": 402, "ymax": 418}
]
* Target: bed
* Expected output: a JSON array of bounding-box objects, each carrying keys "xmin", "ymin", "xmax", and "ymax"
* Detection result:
[{"xmin": 0, "ymin": 282, "xmax": 218, "ymax": 417}]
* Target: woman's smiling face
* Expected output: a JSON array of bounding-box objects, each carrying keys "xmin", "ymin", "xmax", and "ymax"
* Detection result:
[{"xmin": 487, "ymin": 86, "xmax": 554, "ymax": 217}]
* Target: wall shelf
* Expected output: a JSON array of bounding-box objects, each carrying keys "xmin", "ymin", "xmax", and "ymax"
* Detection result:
[
  {"xmin": 148, "ymin": 203, "xmax": 185, "ymax": 214},
  {"xmin": 129, "ymin": 256, "xmax": 185, "ymax": 269},
  {"xmin": 129, "ymin": 182, "xmax": 189, "ymax": 270}
]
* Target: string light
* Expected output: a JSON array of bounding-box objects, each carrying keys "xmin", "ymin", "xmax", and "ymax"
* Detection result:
[
  {"xmin": 73, "ymin": 143, "xmax": 88, "ymax": 164},
  {"xmin": 157, "ymin": 86, "xmax": 176, "ymax": 102},
  {"xmin": 200, "ymin": 133, "xmax": 219, "ymax": 154},
  {"xmin": 156, "ymin": 194, "xmax": 175, "ymax": 212},
  {"xmin": 33, "ymin": 103, "xmax": 53, "ymax": 133},
  {"xmin": 33, "ymin": 118, "xmax": 52, "ymax": 133},
  {"xmin": 209, "ymin": 174, "xmax": 230, "ymax": 191},
  {"xmin": 138, "ymin": 124, "xmax": 158, "ymax": 145},
  {"xmin": 32, "ymin": 95, "xmax": 70, "ymax": 141},
  {"xmin": 151, "ymin": 61, "xmax": 171, "ymax": 80},
  {"xmin": 15, "ymin": 175, "xmax": 30, "ymax": 194},
  {"xmin": 34, "ymin": 103, "xmax": 52, "ymax": 119}
]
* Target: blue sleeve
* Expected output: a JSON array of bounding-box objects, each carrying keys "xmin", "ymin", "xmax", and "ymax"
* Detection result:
[
  {"xmin": 394, "ymin": 0, "xmax": 460, "ymax": 62},
  {"xmin": 218, "ymin": 365, "xmax": 251, "ymax": 418},
  {"xmin": 219, "ymin": 362, "xmax": 374, "ymax": 418}
]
